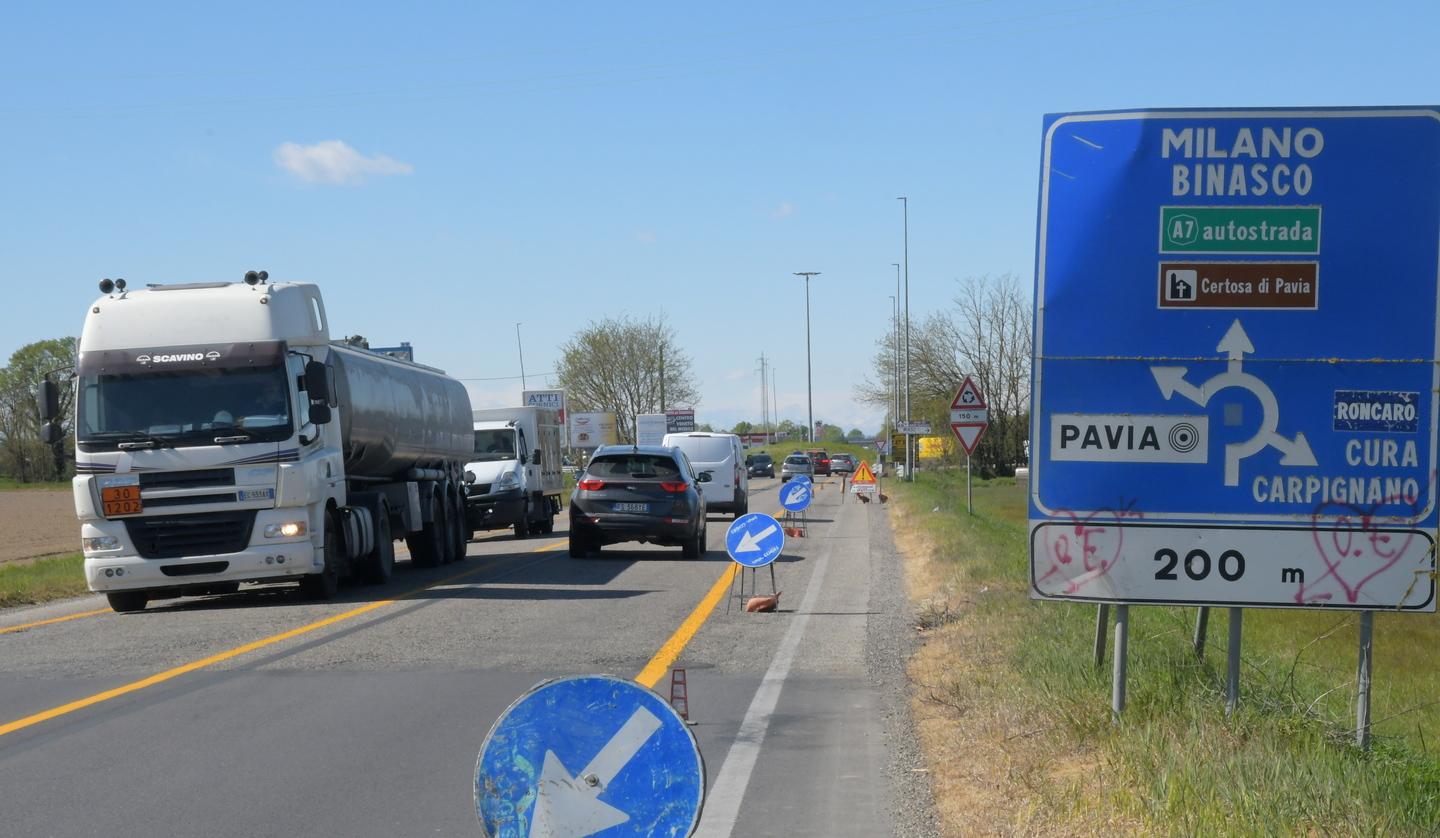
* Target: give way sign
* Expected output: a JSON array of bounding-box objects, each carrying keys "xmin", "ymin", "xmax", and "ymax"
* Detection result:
[{"xmin": 950, "ymin": 376, "xmax": 989, "ymax": 456}]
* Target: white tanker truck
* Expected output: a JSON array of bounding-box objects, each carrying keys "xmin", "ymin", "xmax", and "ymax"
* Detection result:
[{"xmin": 39, "ymin": 272, "xmax": 474, "ymax": 612}]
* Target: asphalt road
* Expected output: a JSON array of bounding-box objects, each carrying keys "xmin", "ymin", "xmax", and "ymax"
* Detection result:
[{"xmin": 0, "ymin": 475, "xmax": 936, "ymax": 838}]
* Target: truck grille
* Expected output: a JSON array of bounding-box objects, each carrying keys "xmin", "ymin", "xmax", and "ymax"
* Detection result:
[
  {"xmin": 124, "ymin": 511, "xmax": 256, "ymax": 559},
  {"xmin": 140, "ymin": 469, "xmax": 236, "ymax": 490}
]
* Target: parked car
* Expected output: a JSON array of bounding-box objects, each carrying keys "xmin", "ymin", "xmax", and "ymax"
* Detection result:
[
  {"xmin": 568, "ymin": 445, "xmax": 710, "ymax": 558},
  {"xmin": 807, "ymin": 448, "xmax": 832, "ymax": 476},
  {"xmin": 745, "ymin": 452, "xmax": 775, "ymax": 478},
  {"xmin": 781, "ymin": 453, "xmax": 813, "ymax": 482},
  {"xmin": 829, "ymin": 453, "xmax": 857, "ymax": 474}
]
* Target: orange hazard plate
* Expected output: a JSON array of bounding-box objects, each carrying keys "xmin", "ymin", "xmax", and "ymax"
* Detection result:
[{"xmin": 101, "ymin": 485, "xmax": 142, "ymax": 517}]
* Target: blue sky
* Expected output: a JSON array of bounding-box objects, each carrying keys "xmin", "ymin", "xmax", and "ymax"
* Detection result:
[{"xmin": 5, "ymin": 1, "xmax": 1437, "ymax": 434}]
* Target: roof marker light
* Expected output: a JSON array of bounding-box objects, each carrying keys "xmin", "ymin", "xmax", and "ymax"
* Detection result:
[{"xmin": 98, "ymin": 278, "xmax": 114, "ymax": 293}]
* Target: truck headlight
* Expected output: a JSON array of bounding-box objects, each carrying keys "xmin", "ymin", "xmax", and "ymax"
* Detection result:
[
  {"xmin": 83, "ymin": 536, "xmax": 121, "ymax": 552},
  {"xmin": 264, "ymin": 521, "xmax": 308, "ymax": 538},
  {"xmin": 496, "ymin": 471, "xmax": 520, "ymax": 491}
]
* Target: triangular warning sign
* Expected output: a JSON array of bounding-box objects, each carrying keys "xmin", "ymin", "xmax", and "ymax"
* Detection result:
[
  {"xmin": 952, "ymin": 423, "xmax": 987, "ymax": 456},
  {"xmin": 851, "ymin": 461, "xmax": 877, "ymax": 484},
  {"xmin": 951, "ymin": 376, "xmax": 986, "ymax": 410}
]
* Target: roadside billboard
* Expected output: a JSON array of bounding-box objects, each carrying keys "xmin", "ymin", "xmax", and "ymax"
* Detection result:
[
  {"xmin": 636, "ymin": 413, "xmax": 667, "ymax": 446},
  {"xmin": 570, "ymin": 412, "xmax": 617, "ymax": 448},
  {"xmin": 522, "ymin": 389, "xmax": 566, "ymax": 425},
  {"xmin": 666, "ymin": 409, "xmax": 696, "ymax": 433}
]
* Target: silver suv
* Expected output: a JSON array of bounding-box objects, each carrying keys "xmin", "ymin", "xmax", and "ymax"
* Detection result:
[{"xmin": 780, "ymin": 453, "xmax": 813, "ymax": 483}]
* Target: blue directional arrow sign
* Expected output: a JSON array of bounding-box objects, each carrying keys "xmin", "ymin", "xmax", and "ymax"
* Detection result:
[
  {"xmin": 725, "ymin": 512, "xmax": 785, "ymax": 568},
  {"xmin": 474, "ymin": 675, "xmax": 704, "ymax": 838},
  {"xmin": 1030, "ymin": 107, "xmax": 1439, "ymax": 611},
  {"xmin": 778, "ymin": 479, "xmax": 812, "ymax": 512}
]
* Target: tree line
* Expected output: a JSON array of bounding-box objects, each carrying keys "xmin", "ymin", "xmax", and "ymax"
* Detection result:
[
  {"xmin": 0, "ymin": 338, "xmax": 77, "ymax": 483},
  {"xmin": 858, "ymin": 274, "xmax": 1031, "ymax": 477}
]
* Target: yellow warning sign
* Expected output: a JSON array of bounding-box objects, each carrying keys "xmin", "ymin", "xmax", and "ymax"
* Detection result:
[{"xmin": 851, "ymin": 461, "xmax": 877, "ymax": 493}]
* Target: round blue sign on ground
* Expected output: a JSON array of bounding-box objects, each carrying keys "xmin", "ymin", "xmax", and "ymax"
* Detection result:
[
  {"xmin": 725, "ymin": 512, "xmax": 785, "ymax": 568},
  {"xmin": 778, "ymin": 480, "xmax": 812, "ymax": 512},
  {"xmin": 475, "ymin": 675, "xmax": 704, "ymax": 837}
]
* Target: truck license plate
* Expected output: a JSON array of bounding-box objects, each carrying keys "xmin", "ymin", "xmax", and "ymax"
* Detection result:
[
  {"xmin": 613, "ymin": 502, "xmax": 649, "ymax": 513},
  {"xmin": 101, "ymin": 485, "xmax": 143, "ymax": 517},
  {"xmin": 239, "ymin": 488, "xmax": 276, "ymax": 501}
]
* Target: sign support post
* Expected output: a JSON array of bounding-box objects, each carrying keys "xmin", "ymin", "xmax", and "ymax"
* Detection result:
[
  {"xmin": 1357, "ymin": 611, "xmax": 1374, "ymax": 749},
  {"xmin": 1093, "ymin": 604, "xmax": 1109, "ymax": 669},
  {"xmin": 966, "ymin": 454, "xmax": 973, "ymax": 515},
  {"xmin": 1225, "ymin": 609, "xmax": 1243, "ymax": 716},
  {"xmin": 1193, "ymin": 607, "xmax": 1210, "ymax": 660},
  {"xmin": 1112, "ymin": 604, "xmax": 1129, "ymax": 722}
]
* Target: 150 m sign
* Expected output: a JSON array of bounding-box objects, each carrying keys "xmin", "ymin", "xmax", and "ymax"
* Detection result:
[{"xmin": 1030, "ymin": 523, "xmax": 1434, "ymax": 610}]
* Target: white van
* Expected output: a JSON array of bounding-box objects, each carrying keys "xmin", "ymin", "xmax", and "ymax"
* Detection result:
[{"xmin": 661, "ymin": 432, "xmax": 748, "ymax": 515}]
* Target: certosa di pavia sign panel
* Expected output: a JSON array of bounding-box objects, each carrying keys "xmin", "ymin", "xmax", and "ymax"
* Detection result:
[{"xmin": 1030, "ymin": 107, "xmax": 1439, "ymax": 612}]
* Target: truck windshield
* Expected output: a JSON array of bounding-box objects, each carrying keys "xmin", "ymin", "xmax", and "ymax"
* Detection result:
[
  {"xmin": 473, "ymin": 429, "xmax": 517, "ymax": 461},
  {"xmin": 76, "ymin": 365, "xmax": 293, "ymax": 448}
]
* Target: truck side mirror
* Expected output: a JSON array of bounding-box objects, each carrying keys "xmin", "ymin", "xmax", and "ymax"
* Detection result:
[
  {"xmin": 532, "ymin": 449, "xmax": 543, "ymax": 466},
  {"xmin": 37, "ymin": 379, "xmax": 60, "ymax": 423},
  {"xmin": 308, "ymin": 402, "xmax": 332, "ymax": 425},
  {"xmin": 304, "ymin": 361, "xmax": 335, "ymax": 407}
]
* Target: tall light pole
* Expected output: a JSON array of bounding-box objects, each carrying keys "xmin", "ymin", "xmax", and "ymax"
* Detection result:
[
  {"xmin": 891, "ymin": 261, "xmax": 902, "ymax": 464},
  {"xmin": 794, "ymin": 271, "xmax": 820, "ymax": 443},
  {"xmin": 897, "ymin": 197, "xmax": 912, "ymax": 480},
  {"xmin": 756, "ymin": 352, "xmax": 769, "ymax": 443},
  {"xmin": 772, "ymin": 367, "xmax": 778, "ymax": 443},
  {"xmin": 515, "ymin": 322, "xmax": 527, "ymax": 389},
  {"xmin": 888, "ymin": 292, "xmax": 898, "ymax": 460}
]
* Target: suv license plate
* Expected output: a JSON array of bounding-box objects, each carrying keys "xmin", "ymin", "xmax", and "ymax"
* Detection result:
[{"xmin": 613, "ymin": 502, "xmax": 650, "ymax": 513}]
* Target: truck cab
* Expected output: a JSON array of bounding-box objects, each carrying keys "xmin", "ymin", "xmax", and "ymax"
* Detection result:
[{"xmin": 464, "ymin": 407, "xmax": 563, "ymax": 539}]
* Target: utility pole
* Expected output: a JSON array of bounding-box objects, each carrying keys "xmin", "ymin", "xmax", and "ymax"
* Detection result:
[
  {"xmin": 897, "ymin": 197, "xmax": 912, "ymax": 481},
  {"xmin": 772, "ymin": 368, "xmax": 778, "ymax": 443},
  {"xmin": 757, "ymin": 352, "xmax": 769, "ymax": 443},
  {"xmin": 515, "ymin": 322, "xmax": 527, "ymax": 389},
  {"xmin": 889, "ymin": 290, "xmax": 898, "ymax": 466},
  {"xmin": 794, "ymin": 272, "xmax": 821, "ymax": 444},
  {"xmin": 659, "ymin": 343, "xmax": 666, "ymax": 411}
]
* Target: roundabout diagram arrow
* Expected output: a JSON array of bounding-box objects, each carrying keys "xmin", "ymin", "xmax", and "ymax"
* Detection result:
[{"xmin": 1151, "ymin": 319, "xmax": 1316, "ymax": 486}]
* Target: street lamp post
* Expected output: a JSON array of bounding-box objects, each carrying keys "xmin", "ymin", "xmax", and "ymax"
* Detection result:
[
  {"xmin": 897, "ymin": 197, "xmax": 911, "ymax": 481},
  {"xmin": 794, "ymin": 272, "xmax": 820, "ymax": 443},
  {"xmin": 516, "ymin": 322, "xmax": 527, "ymax": 389},
  {"xmin": 888, "ymin": 292, "xmax": 897, "ymax": 464}
]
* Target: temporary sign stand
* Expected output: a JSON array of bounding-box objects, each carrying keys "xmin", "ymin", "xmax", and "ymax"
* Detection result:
[
  {"xmin": 949, "ymin": 376, "xmax": 989, "ymax": 515},
  {"xmin": 1028, "ymin": 108, "xmax": 1440, "ymax": 742},
  {"xmin": 724, "ymin": 513, "xmax": 785, "ymax": 614}
]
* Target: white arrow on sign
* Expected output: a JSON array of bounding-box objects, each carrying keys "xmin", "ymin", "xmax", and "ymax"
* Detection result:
[
  {"xmin": 736, "ymin": 523, "xmax": 779, "ymax": 553},
  {"xmin": 784, "ymin": 484, "xmax": 809, "ymax": 504},
  {"xmin": 530, "ymin": 706, "xmax": 663, "ymax": 838}
]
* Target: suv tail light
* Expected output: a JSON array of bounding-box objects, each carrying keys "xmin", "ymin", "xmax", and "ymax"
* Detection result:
[
  {"xmin": 660, "ymin": 482, "xmax": 689, "ymax": 493},
  {"xmin": 578, "ymin": 478, "xmax": 606, "ymax": 491}
]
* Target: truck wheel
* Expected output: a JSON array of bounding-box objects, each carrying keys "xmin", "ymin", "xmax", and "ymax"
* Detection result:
[
  {"xmin": 447, "ymin": 486, "xmax": 467, "ymax": 563},
  {"xmin": 106, "ymin": 591, "xmax": 149, "ymax": 612},
  {"xmin": 514, "ymin": 500, "xmax": 531, "ymax": 540},
  {"xmin": 434, "ymin": 489, "xmax": 456, "ymax": 565},
  {"xmin": 406, "ymin": 492, "xmax": 444, "ymax": 568},
  {"xmin": 358, "ymin": 505, "xmax": 394, "ymax": 584},
  {"xmin": 301, "ymin": 512, "xmax": 342, "ymax": 600}
]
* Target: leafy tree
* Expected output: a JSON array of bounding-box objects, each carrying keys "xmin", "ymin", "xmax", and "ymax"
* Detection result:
[
  {"xmin": 0, "ymin": 337, "xmax": 79, "ymax": 482},
  {"xmin": 555, "ymin": 315, "xmax": 700, "ymax": 443},
  {"xmin": 696, "ymin": 423, "xmax": 715, "ymax": 432},
  {"xmin": 847, "ymin": 428, "xmax": 864, "ymax": 441},
  {"xmin": 731, "ymin": 421, "xmax": 753, "ymax": 435}
]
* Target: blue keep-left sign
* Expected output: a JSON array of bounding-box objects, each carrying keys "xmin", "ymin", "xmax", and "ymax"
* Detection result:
[
  {"xmin": 725, "ymin": 512, "xmax": 785, "ymax": 568},
  {"xmin": 1030, "ymin": 107, "xmax": 1439, "ymax": 612},
  {"xmin": 474, "ymin": 675, "xmax": 704, "ymax": 838},
  {"xmin": 778, "ymin": 480, "xmax": 812, "ymax": 512}
]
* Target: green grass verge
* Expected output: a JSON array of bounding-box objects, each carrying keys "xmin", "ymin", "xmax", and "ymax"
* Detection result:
[
  {"xmin": 0, "ymin": 553, "xmax": 89, "ymax": 609},
  {"xmin": 894, "ymin": 471, "xmax": 1440, "ymax": 835}
]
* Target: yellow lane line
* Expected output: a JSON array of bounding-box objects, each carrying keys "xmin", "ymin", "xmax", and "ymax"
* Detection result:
[
  {"xmin": 0, "ymin": 608, "xmax": 112, "ymax": 636},
  {"xmin": 0, "ymin": 538, "xmax": 565, "ymax": 739},
  {"xmin": 635, "ymin": 564, "xmax": 738, "ymax": 689}
]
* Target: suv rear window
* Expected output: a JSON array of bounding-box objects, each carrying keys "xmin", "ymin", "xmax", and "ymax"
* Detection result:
[{"xmin": 587, "ymin": 454, "xmax": 682, "ymax": 480}]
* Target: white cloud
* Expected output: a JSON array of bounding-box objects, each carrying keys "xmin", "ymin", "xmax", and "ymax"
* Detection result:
[
  {"xmin": 771, "ymin": 201, "xmax": 794, "ymax": 219},
  {"xmin": 273, "ymin": 140, "xmax": 413, "ymax": 185}
]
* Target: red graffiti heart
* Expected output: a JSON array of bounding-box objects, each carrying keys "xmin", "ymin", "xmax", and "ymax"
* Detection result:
[{"xmin": 1303, "ymin": 498, "xmax": 1418, "ymax": 605}]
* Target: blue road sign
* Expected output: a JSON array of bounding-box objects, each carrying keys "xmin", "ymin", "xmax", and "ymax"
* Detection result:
[
  {"xmin": 474, "ymin": 675, "xmax": 704, "ymax": 838},
  {"xmin": 778, "ymin": 480, "xmax": 812, "ymax": 512},
  {"xmin": 725, "ymin": 512, "xmax": 785, "ymax": 568},
  {"xmin": 1030, "ymin": 108, "xmax": 1439, "ymax": 611}
]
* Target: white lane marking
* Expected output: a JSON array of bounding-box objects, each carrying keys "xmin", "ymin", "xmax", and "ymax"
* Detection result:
[{"xmin": 693, "ymin": 505, "xmax": 839, "ymax": 837}]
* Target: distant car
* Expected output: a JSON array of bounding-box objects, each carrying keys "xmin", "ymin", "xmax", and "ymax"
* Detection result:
[
  {"xmin": 745, "ymin": 452, "xmax": 775, "ymax": 478},
  {"xmin": 829, "ymin": 453, "xmax": 856, "ymax": 474},
  {"xmin": 781, "ymin": 453, "xmax": 813, "ymax": 483},
  {"xmin": 807, "ymin": 448, "xmax": 832, "ymax": 476},
  {"xmin": 568, "ymin": 444, "xmax": 710, "ymax": 558}
]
